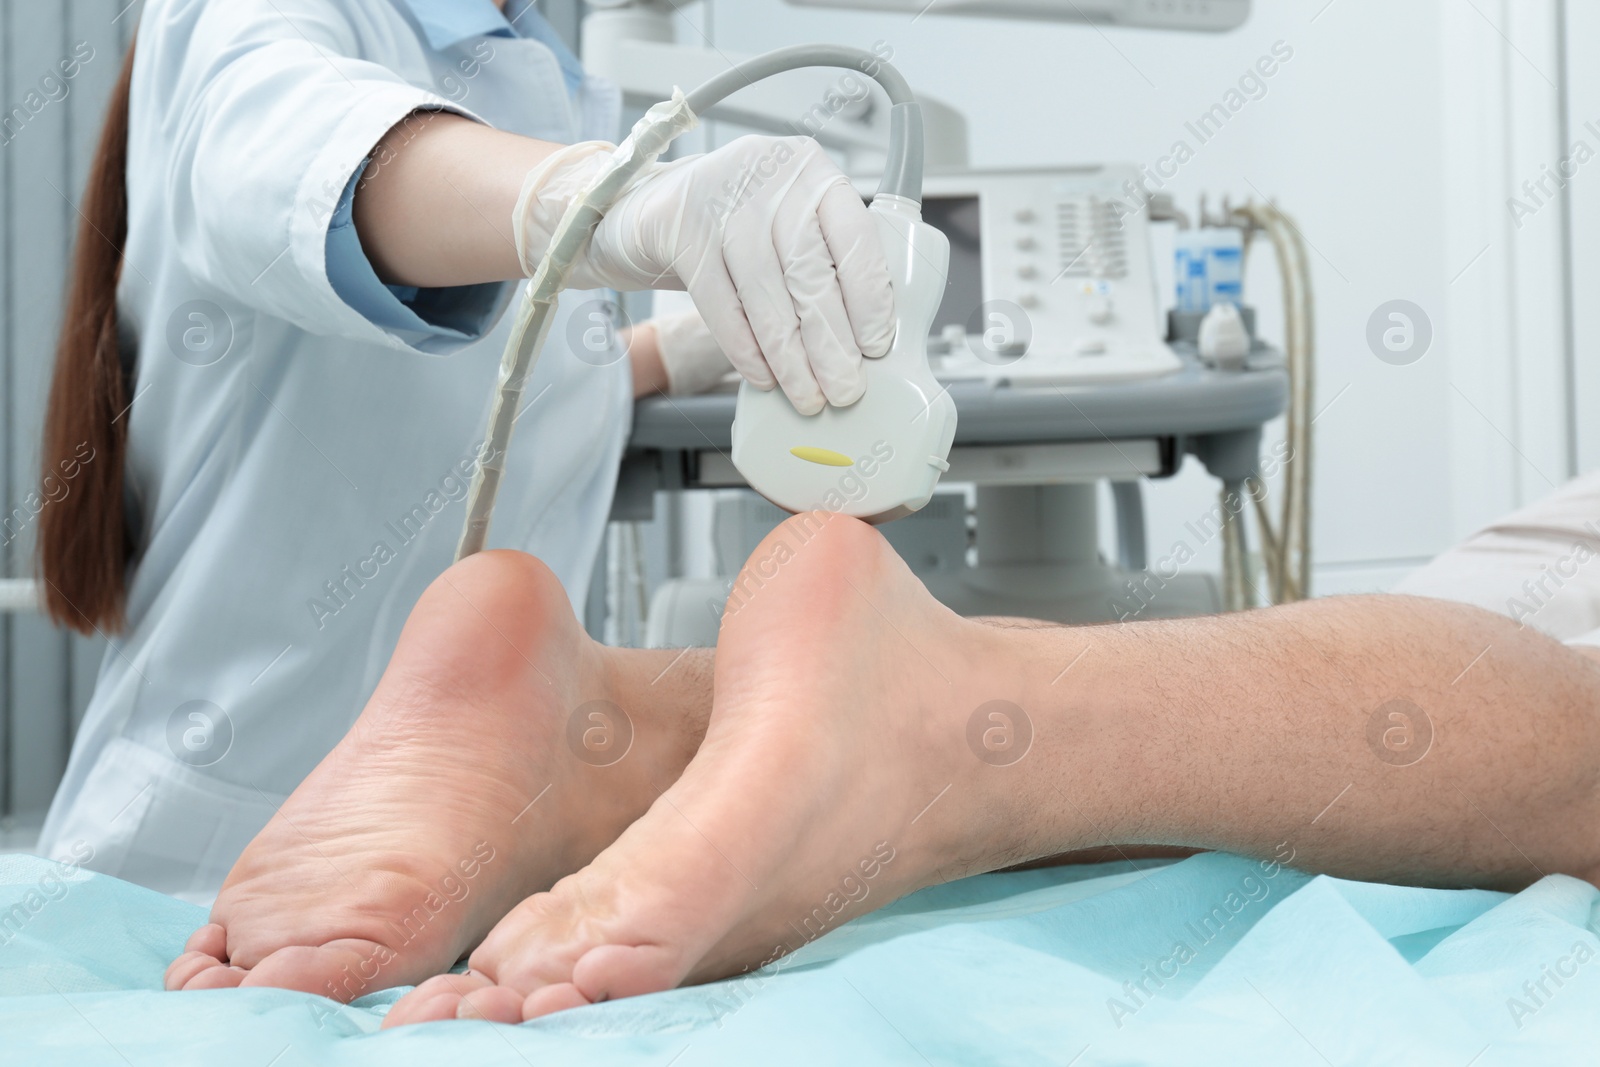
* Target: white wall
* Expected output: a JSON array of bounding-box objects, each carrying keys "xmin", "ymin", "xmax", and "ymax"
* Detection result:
[{"xmin": 700, "ymin": 0, "xmax": 1578, "ymax": 596}]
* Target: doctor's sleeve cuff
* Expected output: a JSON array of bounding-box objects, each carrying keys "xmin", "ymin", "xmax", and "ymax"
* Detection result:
[
  {"xmin": 324, "ymin": 163, "xmax": 513, "ymax": 350},
  {"xmin": 281, "ymin": 84, "xmax": 518, "ymax": 356}
]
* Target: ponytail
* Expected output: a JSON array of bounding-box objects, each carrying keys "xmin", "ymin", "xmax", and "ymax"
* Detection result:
[{"xmin": 36, "ymin": 41, "xmax": 137, "ymax": 635}]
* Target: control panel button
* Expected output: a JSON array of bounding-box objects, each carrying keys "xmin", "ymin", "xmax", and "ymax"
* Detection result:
[
  {"xmin": 1073, "ymin": 338, "xmax": 1107, "ymax": 356},
  {"xmin": 1016, "ymin": 236, "xmax": 1037, "ymax": 251},
  {"xmin": 1018, "ymin": 264, "xmax": 1039, "ymax": 279},
  {"xmin": 1014, "ymin": 208, "xmax": 1036, "ymax": 223},
  {"xmin": 1087, "ymin": 295, "xmax": 1114, "ymax": 325}
]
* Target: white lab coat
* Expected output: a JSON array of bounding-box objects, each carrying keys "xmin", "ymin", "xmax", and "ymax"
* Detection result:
[{"xmin": 36, "ymin": 0, "xmax": 631, "ymax": 902}]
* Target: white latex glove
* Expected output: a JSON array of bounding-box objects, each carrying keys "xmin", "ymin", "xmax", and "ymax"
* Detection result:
[
  {"xmin": 515, "ymin": 135, "xmax": 896, "ymax": 416},
  {"xmin": 654, "ymin": 310, "xmax": 735, "ymax": 396}
]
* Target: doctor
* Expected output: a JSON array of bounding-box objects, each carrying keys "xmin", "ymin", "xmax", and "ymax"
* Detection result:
[{"xmin": 34, "ymin": 0, "xmax": 894, "ymax": 901}]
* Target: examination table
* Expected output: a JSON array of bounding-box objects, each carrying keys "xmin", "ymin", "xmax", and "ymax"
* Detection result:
[{"xmin": 2, "ymin": 849, "xmax": 1593, "ymax": 1064}]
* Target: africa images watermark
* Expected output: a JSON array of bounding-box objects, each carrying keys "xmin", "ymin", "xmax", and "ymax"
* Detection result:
[
  {"xmin": 306, "ymin": 441, "xmax": 500, "ymax": 631},
  {"xmin": 1108, "ymin": 841, "xmax": 1297, "ymax": 1029},
  {"xmin": 1107, "ymin": 40, "xmax": 1295, "ymax": 223},
  {"xmin": 1506, "ymin": 938, "xmax": 1597, "ymax": 1031},
  {"xmin": 1109, "ymin": 438, "xmax": 1294, "ymax": 622},
  {"xmin": 1, "ymin": 442, "xmax": 96, "ymax": 549},
  {"xmin": 438, "ymin": 40, "xmax": 498, "ymax": 107},
  {"xmin": 0, "ymin": 841, "xmax": 96, "ymax": 948},
  {"xmin": 1504, "ymin": 521, "xmax": 1600, "ymax": 630},
  {"xmin": 792, "ymin": 40, "xmax": 895, "ymax": 140},
  {"xmin": 307, "ymin": 839, "xmax": 498, "ymax": 1022},
  {"xmin": 707, "ymin": 39, "xmax": 896, "ymax": 222},
  {"xmin": 1, "ymin": 41, "xmax": 96, "ymax": 149},
  {"xmin": 707, "ymin": 441, "xmax": 897, "ymax": 626},
  {"xmin": 710, "ymin": 507, "xmax": 832, "ymax": 627},
  {"xmin": 1506, "ymin": 115, "xmax": 1600, "ymax": 230},
  {"xmin": 706, "ymin": 840, "xmax": 898, "ymax": 1029}
]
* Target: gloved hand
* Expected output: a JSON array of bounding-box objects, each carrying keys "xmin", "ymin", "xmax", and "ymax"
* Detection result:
[
  {"xmin": 514, "ymin": 135, "xmax": 896, "ymax": 416},
  {"xmin": 653, "ymin": 310, "xmax": 735, "ymax": 396}
]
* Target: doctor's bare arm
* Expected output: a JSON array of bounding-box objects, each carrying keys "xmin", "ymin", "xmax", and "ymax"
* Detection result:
[
  {"xmin": 623, "ymin": 324, "xmax": 668, "ymax": 399},
  {"xmin": 346, "ymin": 110, "xmax": 688, "ymax": 400},
  {"xmin": 351, "ymin": 110, "xmax": 561, "ymax": 289}
]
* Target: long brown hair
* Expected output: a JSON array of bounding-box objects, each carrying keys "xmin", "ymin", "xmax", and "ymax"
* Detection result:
[{"xmin": 36, "ymin": 42, "xmax": 138, "ymax": 635}]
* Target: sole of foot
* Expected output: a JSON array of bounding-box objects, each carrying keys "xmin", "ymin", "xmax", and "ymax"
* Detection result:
[
  {"xmin": 386, "ymin": 512, "xmax": 1038, "ymax": 1026},
  {"xmin": 165, "ymin": 550, "xmax": 689, "ymax": 1003}
]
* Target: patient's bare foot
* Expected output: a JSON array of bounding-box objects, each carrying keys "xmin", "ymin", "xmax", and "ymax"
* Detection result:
[
  {"xmin": 164, "ymin": 551, "xmax": 700, "ymax": 1001},
  {"xmin": 386, "ymin": 513, "xmax": 1044, "ymax": 1026}
]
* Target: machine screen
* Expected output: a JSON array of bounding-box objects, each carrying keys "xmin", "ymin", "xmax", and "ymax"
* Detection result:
[{"xmin": 920, "ymin": 195, "xmax": 982, "ymax": 334}]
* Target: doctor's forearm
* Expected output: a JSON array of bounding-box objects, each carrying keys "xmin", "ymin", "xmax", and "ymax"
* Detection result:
[
  {"xmin": 351, "ymin": 111, "xmax": 563, "ymax": 288},
  {"xmin": 624, "ymin": 324, "xmax": 668, "ymax": 398}
]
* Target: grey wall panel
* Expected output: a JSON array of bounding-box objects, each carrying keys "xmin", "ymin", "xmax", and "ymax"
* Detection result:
[
  {"xmin": 541, "ymin": 0, "xmax": 583, "ymax": 50},
  {"xmin": 0, "ymin": 0, "xmax": 12, "ymax": 817},
  {"xmin": 4, "ymin": 0, "xmax": 74, "ymax": 815},
  {"xmin": 64, "ymin": 1, "xmax": 127, "ymax": 736},
  {"xmin": 0, "ymin": 0, "xmax": 135, "ymax": 818}
]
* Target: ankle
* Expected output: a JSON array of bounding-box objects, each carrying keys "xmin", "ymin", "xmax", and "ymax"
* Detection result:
[
  {"xmin": 911, "ymin": 620, "xmax": 1069, "ymax": 874},
  {"xmin": 966, "ymin": 620, "xmax": 1130, "ymax": 865}
]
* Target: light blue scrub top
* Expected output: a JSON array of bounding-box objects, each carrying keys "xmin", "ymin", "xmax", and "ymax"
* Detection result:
[{"xmin": 37, "ymin": 0, "xmax": 631, "ymax": 902}]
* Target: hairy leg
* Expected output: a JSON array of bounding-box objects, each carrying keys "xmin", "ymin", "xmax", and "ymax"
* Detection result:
[
  {"xmin": 386, "ymin": 511, "xmax": 1600, "ymax": 1024},
  {"xmin": 165, "ymin": 550, "xmax": 713, "ymax": 999}
]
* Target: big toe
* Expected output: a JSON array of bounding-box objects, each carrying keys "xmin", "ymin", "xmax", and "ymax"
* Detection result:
[
  {"xmin": 183, "ymin": 923, "xmax": 228, "ymax": 959},
  {"xmin": 570, "ymin": 942, "xmax": 687, "ymax": 1005}
]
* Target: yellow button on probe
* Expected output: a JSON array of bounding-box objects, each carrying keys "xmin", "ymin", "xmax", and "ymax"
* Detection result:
[{"xmin": 789, "ymin": 446, "xmax": 855, "ymax": 467}]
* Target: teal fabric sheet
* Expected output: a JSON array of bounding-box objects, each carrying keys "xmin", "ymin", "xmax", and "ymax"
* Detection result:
[{"xmin": 2, "ymin": 851, "xmax": 1595, "ymax": 1064}]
